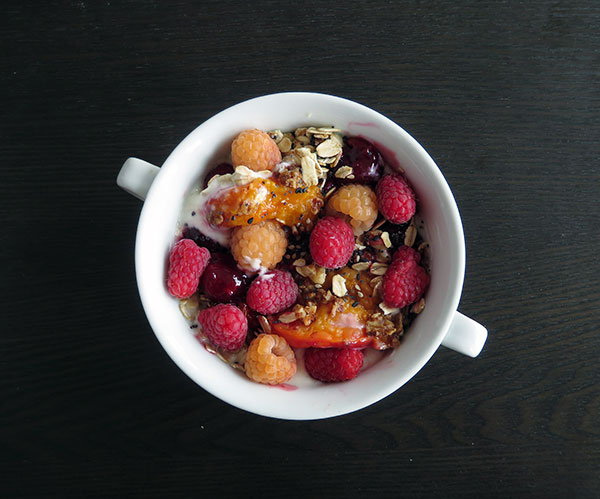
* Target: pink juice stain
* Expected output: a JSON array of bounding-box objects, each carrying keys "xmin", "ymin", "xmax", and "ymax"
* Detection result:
[
  {"xmin": 271, "ymin": 383, "xmax": 298, "ymax": 391},
  {"xmin": 348, "ymin": 121, "xmax": 379, "ymax": 129},
  {"xmin": 368, "ymin": 139, "xmax": 402, "ymax": 171}
]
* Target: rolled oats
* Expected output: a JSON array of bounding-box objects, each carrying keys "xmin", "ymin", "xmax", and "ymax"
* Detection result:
[
  {"xmin": 410, "ymin": 298, "xmax": 425, "ymax": 314},
  {"xmin": 381, "ymin": 232, "xmax": 392, "ymax": 248},
  {"xmin": 334, "ymin": 166, "xmax": 354, "ymax": 179},
  {"xmin": 294, "ymin": 127, "xmax": 308, "ymax": 137},
  {"xmin": 277, "ymin": 136, "xmax": 292, "ymax": 153},
  {"xmin": 370, "ymin": 275, "xmax": 383, "ymax": 285},
  {"xmin": 404, "ymin": 224, "xmax": 417, "ymax": 247},
  {"xmin": 329, "ymin": 153, "xmax": 342, "ymax": 169},
  {"xmin": 330, "ymin": 133, "xmax": 344, "ymax": 146},
  {"xmin": 370, "ymin": 262, "xmax": 389, "ymax": 275},
  {"xmin": 317, "ymin": 155, "xmax": 339, "ymax": 165},
  {"xmin": 372, "ymin": 280, "xmax": 382, "ymax": 298},
  {"xmin": 332, "ymin": 275, "xmax": 348, "ymax": 297},
  {"xmin": 316, "ymin": 138, "xmax": 343, "ymax": 158},
  {"xmin": 278, "ymin": 311, "xmax": 298, "ymax": 323},
  {"xmin": 179, "ymin": 296, "xmax": 201, "ymax": 321},
  {"xmin": 295, "ymin": 263, "xmax": 326, "ymax": 285},
  {"xmin": 258, "ymin": 315, "xmax": 271, "ymax": 334},
  {"xmin": 379, "ymin": 302, "xmax": 400, "ymax": 315},
  {"xmin": 306, "ymin": 126, "xmax": 341, "ymax": 135},
  {"xmin": 375, "ymin": 249, "xmax": 391, "ymax": 264},
  {"xmin": 268, "ymin": 129, "xmax": 283, "ymax": 143},
  {"xmin": 313, "ymin": 161, "xmax": 324, "ymax": 179},
  {"xmin": 300, "ymin": 155, "xmax": 320, "ymax": 187},
  {"xmin": 231, "ymin": 165, "xmax": 271, "ymax": 186}
]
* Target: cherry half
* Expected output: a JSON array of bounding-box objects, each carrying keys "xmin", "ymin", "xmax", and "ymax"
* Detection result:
[
  {"xmin": 200, "ymin": 252, "xmax": 251, "ymax": 302},
  {"xmin": 336, "ymin": 137, "xmax": 384, "ymax": 185}
]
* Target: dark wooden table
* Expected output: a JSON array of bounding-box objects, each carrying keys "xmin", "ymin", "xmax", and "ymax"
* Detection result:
[{"xmin": 3, "ymin": 1, "xmax": 599, "ymax": 497}]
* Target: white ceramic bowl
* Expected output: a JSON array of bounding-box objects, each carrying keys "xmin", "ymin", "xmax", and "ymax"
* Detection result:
[{"xmin": 117, "ymin": 92, "xmax": 486, "ymax": 420}]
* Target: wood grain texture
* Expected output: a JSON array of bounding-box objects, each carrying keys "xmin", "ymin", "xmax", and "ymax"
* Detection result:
[{"xmin": 2, "ymin": 0, "xmax": 599, "ymax": 497}]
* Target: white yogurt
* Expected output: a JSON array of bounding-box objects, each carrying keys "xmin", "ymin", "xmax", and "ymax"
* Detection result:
[{"xmin": 179, "ymin": 165, "xmax": 272, "ymax": 247}]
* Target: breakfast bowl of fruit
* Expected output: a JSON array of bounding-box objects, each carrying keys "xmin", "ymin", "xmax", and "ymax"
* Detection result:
[{"xmin": 117, "ymin": 92, "xmax": 487, "ymax": 420}]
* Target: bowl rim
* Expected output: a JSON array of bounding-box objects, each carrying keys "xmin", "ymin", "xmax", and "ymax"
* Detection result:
[{"xmin": 134, "ymin": 92, "xmax": 465, "ymax": 419}]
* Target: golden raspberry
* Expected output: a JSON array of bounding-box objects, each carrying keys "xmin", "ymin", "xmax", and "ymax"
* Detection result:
[
  {"xmin": 245, "ymin": 334, "xmax": 296, "ymax": 385},
  {"xmin": 326, "ymin": 184, "xmax": 378, "ymax": 235},
  {"xmin": 230, "ymin": 220, "xmax": 287, "ymax": 271},
  {"xmin": 231, "ymin": 129, "xmax": 282, "ymax": 172}
]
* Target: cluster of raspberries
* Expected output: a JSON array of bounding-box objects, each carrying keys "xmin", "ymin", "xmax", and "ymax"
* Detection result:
[{"xmin": 166, "ymin": 128, "xmax": 428, "ymax": 385}]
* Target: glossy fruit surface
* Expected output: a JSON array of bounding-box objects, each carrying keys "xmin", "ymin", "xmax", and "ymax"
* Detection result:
[
  {"xmin": 270, "ymin": 268, "xmax": 388, "ymax": 349},
  {"xmin": 337, "ymin": 137, "xmax": 383, "ymax": 184},
  {"xmin": 200, "ymin": 252, "xmax": 250, "ymax": 302},
  {"xmin": 207, "ymin": 178, "xmax": 323, "ymax": 229}
]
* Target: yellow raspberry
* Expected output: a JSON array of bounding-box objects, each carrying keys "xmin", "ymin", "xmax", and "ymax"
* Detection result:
[
  {"xmin": 231, "ymin": 220, "xmax": 287, "ymax": 271},
  {"xmin": 245, "ymin": 334, "xmax": 296, "ymax": 385},
  {"xmin": 325, "ymin": 185, "xmax": 378, "ymax": 235},
  {"xmin": 231, "ymin": 129, "xmax": 282, "ymax": 172}
]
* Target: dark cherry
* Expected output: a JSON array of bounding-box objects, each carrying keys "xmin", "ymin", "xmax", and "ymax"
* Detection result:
[
  {"xmin": 336, "ymin": 137, "xmax": 384, "ymax": 184},
  {"xmin": 378, "ymin": 221, "xmax": 410, "ymax": 247},
  {"xmin": 236, "ymin": 301, "xmax": 260, "ymax": 333},
  {"xmin": 203, "ymin": 162, "xmax": 234, "ymax": 188},
  {"xmin": 321, "ymin": 178, "xmax": 336, "ymax": 193},
  {"xmin": 200, "ymin": 252, "xmax": 250, "ymax": 302},
  {"xmin": 276, "ymin": 258, "xmax": 294, "ymax": 274},
  {"xmin": 181, "ymin": 226, "xmax": 224, "ymax": 254}
]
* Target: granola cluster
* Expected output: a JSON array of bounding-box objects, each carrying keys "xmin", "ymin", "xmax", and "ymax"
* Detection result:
[{"xmin": 280, "ymin": 216, "xmax": 429, "ymax": 349}]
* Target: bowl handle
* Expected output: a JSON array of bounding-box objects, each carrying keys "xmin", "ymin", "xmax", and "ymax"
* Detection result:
[
  {"xmin": 116, "ymin": 157, "xmax": 160, "ymax": 201},
  {"xmin": 441, "ymin": 311, "xmax": 487, "ymax": 357}
]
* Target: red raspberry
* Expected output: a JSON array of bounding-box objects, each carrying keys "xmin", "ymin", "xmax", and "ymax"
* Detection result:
[
  {"xmin": 392, "ymin": 245, "xmax": 421, "ymax": 264},
  {"xmin": 304, "ymin": 348, "xmax": 364, "ymax": 382},
  {"xmin": 167, "ymin": 239, "xmax": 210, "ymax": 299},
  {"xmin": 376, "ymin": 174, "xmax": 416, "ymax": 224},
  {"xmin": 197, "ymin": 304, "xmax": 248, "ymax": 351},
  {"xmin": 382, "ymin": 257, "xmax": 429, "ymax": 309},
  {"xmin": 309, "ymin": 216, "xmax": 355, "ymax": 269},
  {"xmin": 246, "ymin": 270, "xmax": 299, "ymax": 315}
]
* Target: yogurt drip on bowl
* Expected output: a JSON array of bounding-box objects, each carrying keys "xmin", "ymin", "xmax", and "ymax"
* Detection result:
[{"xmin": 179, "ymin": 166, "xmax": 273, "ymax": 247}]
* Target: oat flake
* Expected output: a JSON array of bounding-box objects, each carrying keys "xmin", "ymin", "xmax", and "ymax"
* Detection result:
[
  {"xmin": 332, "ymin": 275, "xmax": 348, "ymax": 297},
  {"xmin": 316, "ymin": 138, "xmax": 342, "ymax": 158}
]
